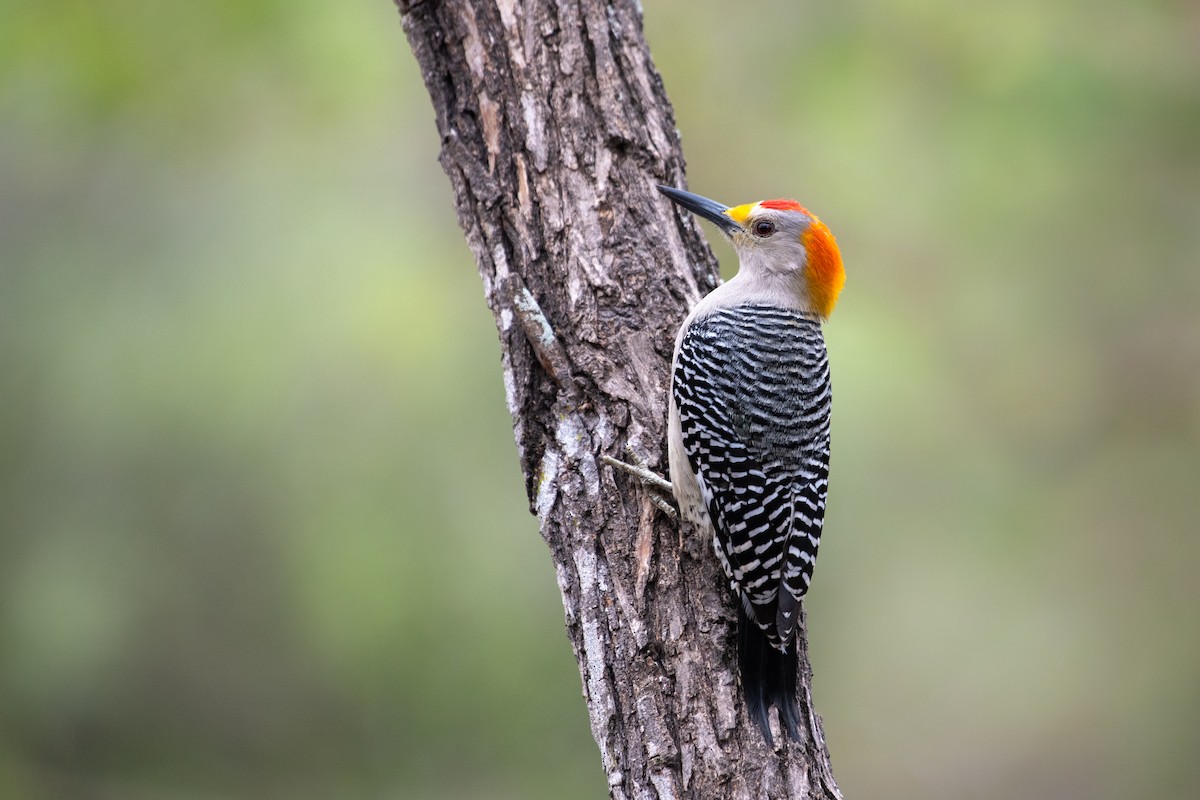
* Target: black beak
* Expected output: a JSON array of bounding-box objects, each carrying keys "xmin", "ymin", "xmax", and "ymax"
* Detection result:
[{"xmin": 657, "ymin": 184, "xmax": 742, "ymax": 236}]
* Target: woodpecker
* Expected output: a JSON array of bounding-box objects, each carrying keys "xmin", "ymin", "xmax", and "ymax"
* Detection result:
[{"xmin": 615, "ymin": 185, "xmax": 845, "ymax": 744}]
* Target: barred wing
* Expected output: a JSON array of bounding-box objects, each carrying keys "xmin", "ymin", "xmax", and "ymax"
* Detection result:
[{"xmin": 673, "ymin": 304, "xmax": 831, "ymax": 645}]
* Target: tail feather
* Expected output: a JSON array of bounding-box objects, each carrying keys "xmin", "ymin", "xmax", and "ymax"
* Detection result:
[{"xmin": 737, "ymin": 604, "xmax": 801, "ymax": 745}]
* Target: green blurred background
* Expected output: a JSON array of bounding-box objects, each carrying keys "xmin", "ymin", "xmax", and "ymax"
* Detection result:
[{"xmin": 2, "ymin": 1, "xmax": 1198, "ymax": 798}]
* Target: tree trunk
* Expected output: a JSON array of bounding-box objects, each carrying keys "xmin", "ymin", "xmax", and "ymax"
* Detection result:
[{"xmin": 396, "ymin": 2, "xmax": 841, "ymax": 797}]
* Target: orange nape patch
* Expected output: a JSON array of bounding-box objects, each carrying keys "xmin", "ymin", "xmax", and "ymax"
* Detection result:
[
  {"xmin": 801, "ymin": 218, "xmax": 846, "ymax": 318},
  {"xmin": 759, "ymin": 198, "xmax": 810, "ymax": 214}
]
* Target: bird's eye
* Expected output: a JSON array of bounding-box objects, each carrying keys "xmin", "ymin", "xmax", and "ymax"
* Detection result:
[{"xmin": 753, "ymin": 220, "xmax": 776, "ymax": 237}]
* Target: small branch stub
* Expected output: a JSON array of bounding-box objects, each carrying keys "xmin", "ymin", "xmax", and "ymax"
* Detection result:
[
  {"xmin": 600, "ymin": 447, "xmax": 677, "ymax": 518},
  {"xmin": 507, "ymin": 274, "xmax": 576, "ymax": 395}
]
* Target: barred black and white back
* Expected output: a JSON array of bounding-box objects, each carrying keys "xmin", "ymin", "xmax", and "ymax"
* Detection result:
[{"xmin": 673, "ymin": 303, "xmax": 832, "ymax": 647}]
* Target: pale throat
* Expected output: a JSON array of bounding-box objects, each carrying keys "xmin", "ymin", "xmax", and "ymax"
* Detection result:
[{"xmin": 729, "ymin": 247, "xmax": 817, "ymax": 314}]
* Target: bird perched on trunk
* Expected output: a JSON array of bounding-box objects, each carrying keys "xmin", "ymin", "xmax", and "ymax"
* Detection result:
[{"xmin": 606, "ymin": 184, "xmax": 845, "ymax": 745}]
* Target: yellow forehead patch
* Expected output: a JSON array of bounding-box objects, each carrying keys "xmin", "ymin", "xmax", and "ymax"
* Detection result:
[{"xmin": 725, "ymin": 202, "xmax": 758, "ymax": 226}]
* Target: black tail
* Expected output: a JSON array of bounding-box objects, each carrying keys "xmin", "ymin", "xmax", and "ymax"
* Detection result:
[{"xmin": 737, "ymin": 604, "xmax": 801, "ymax": 745}]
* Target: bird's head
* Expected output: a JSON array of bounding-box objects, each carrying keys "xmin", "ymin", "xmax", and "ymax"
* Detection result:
[{"xmin": 658, "ymin": 185, "xmax": 845, "ymax": 319}]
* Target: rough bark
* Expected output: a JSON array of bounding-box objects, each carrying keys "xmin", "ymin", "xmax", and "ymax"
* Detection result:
[{"xmin": 396, "ymin": 2, "xmax": 841, "ymax": 797}]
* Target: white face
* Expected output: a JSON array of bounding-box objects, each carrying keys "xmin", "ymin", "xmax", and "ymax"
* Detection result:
[
  {"xmin": 658, "ymin": 186, "xmax": 842, "ymax": 316},
  {"xmin": 729, "ymin": 208, "xmax": 813, "ymax": 276}
]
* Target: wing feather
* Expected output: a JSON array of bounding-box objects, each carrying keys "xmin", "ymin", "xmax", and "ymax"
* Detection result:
[{"xmin": 673, "ymin": 305, "xmax": 831, "ymax": 646}]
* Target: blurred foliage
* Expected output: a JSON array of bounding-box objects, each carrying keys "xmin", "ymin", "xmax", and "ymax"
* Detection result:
[{"xmin": 0, "ymin": 1, "xmax": 1197, "ymax": 799}]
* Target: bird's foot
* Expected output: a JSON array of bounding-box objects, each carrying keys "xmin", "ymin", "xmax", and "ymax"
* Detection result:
[{"xmin": 601, "ymin": 446, "xmax": 677, "ymax": 518}]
